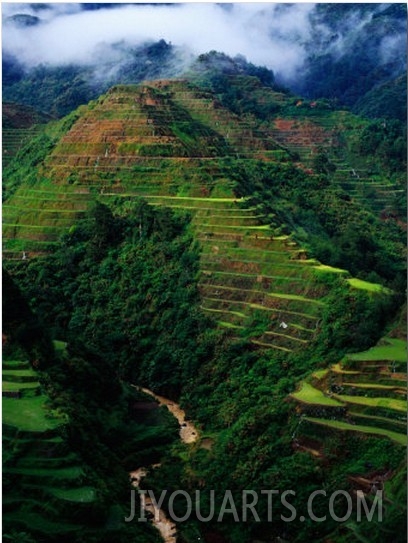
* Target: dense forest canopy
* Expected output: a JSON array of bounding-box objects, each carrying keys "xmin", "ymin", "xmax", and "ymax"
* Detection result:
[{"xmin": 4, "ymin": 195, "xmax": 406, "ymax": 542}]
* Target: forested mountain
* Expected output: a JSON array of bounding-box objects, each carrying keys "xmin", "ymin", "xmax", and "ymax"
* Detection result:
[
  {"xmin": 3, "ymin": 70, "xmax": 406, "ymax": 542},
  {"xmin": 2, "ymin": 4, "xmax": 407, "ymax": 543},
  {"xmin": 2, "ymin": 3, "xmax": 406, "ymax": 120},
  {"xmin": 295, "ymin": 3, "xmax": 407, "ymax": 114}
]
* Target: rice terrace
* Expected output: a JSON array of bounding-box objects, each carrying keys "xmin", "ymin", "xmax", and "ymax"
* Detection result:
[{"xmin": 2, "ymin": 3, "xmax": 407, "ymax": 543}]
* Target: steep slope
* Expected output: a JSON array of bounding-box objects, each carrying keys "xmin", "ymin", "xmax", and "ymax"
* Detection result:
[
  {"xmin": 189, "ymin": 72, "xmax": 406, "ymax": 219},
  {"xmin": 288, "ymin": 328, "xmax": 407, "ymax": 543},
  {"xmin": 2, "ymin": 273, "xmax": 97, "ymax": 540},
  {"xmin": 2, "ymin": 354, "xmax": 100, "ymax": 539},
  {"xmin": 291, "ymin": 336, "xmax": 407, "ymax": 449},
  {"xmin": 4, "ymin": 78, "xmax": 401, "ymax": 357},
  {"xmin": 2, "ymin": 103, "xmax": 52, "ymax": 168},
  {"xmin": 3, "ymin": 78, "xmax": 405, "ymax": 543},
  {"xmin": 4, "ymin": 79, "xmax": 391, "ymax": 355},
  {"xmin": 273, "ymin": 111, "xmax": 405, "ymax": 216},
  {"xmin": 2, "ymin": 269, "xmax": 179, "ymax": 543}
]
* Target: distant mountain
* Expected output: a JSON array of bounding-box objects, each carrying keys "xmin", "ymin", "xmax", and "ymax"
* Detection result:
[
  {"xmin": 2, "ymin": 3, "xmax": 406, "ymax": 120},
  {"xmin": 2, "ymin": 40, "xmax": 188, "ymax": 118},
  {"xmin": 293, "ymin": 4, "xmax": 407, "ymax": 110},
  {"xmin": 3, "ymin": 102, "xmax": 54, "ymax": 129},
  {"xmin": 5, "ymin": 13, "xmax": 40, "ymax": 27},
  {"xmin": 353, "ymin": 73, "xmax": 407, "ymax": 122}
]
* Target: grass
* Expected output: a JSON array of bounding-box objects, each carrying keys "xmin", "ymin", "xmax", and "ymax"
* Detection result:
[
  {"xmin": 218, "ymin": 321, "xmax": 244, "ymax": 329},
  {"xmin": 304, "ymin": 417, "xmax": 407, "ymax": 446},
  {"xmin": 53, "ymin": 340, "xmax": 68, "ymax": 354},
  {"xmin": 48, "ymin": 486, "xmax": 96, "ymax": 503},
  {"xmin": 347, "ymin": 277, "xmax": 391, "ymax": 294},
  {"xmin": 200, "ymin": 306, "xmax": 246, "ymax": 318},
  {"xmin": 331, "ymin": 363, "xmax": 360, "ymax": 375},
  {"xmin": 2, "ymin": 360, "xmax": 30, "ymax": 369},
  {"xmin": 313, "ymin": 264, "xmax": 348, "ymax": 274},
  {"xmin": 251, "ymin": 340, "xmax": 292, "ymax": 352},
  {"xmin": 7, "ymin": 466, "xmax": 84, "ymax": 479},
  {"xmin": 346, "ymin": 339, "xmax": 406, "ymax": 362},
  {"xmin": 291, "ymin": 382, "xmax": 344, "ymax": 407},
  {"xmin": 2, "ymin": 396, "xmax": 62, "ymax": 432},
  {"xmin": 202, "ymin": 296, "xmax": 319, "ymax": 322},
  {"xmin": 2, "ymin": 381, "xmax": 40, "ymax": 392},
  {"xmin": 332, "ymin": 394, "xmax": 407, "ymax": 412},
  {"xmin": 205, "ymin": 283, "xmax": 324, "ymax": 305},
  {"xmin": 290, "ymin": 323, "xmax": 317, "ymax": 333},
  {"xmin": 3, "ymin": 368, "xmax": 38, "ymax": 380},
  {"xmin": 145, "ymin": 195, "xmax": 242, "ymax": 202},
  {"xmin": 263, "ymin": 330, "xmax": 308, "ymax": 343},
  {"xmin": 342, "ymin": 382, "xmax": 406, "ymax": 391},
  {"xmin": 201, "ymin": 269, "xmax": 306, "ymax": 283},
  {"xmin": 312, "ymin": 369, "xmax": 329, "ymax": 379},
  {"xmin": 349, "ymin": 412, "xmax": 407, "ymax": 432}
]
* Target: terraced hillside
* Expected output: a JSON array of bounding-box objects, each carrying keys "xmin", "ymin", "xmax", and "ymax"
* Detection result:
[
  {"xmin": 3, "ymin": 126, "xmax": 43, "ymax": 168},
  {"xmin": 2, "ymin": 354, "xmax": 99, "ymax": 538},
  {"xmin": 268, "ymin": 108, "xmax": 404, "ymax": 215},
  {"xmin": 3, "ymin": 80, "xmax": 393, "ymax": 353},
  {"xmin": 290, "ymin": 337, "xmax": 407, "ymax": 451},
  {"xmin": 288, "ymin": 334, "xmax": 407, "ymax": 536},
  {"xmin": 2, "ymin": 102, "xmax": 52, "ymax": 167}
]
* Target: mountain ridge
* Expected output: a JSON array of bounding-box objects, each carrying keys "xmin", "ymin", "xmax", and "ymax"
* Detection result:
[
  {"xmin": 3, "ymin": 4, "xmax": 406, "ymax": 120},
  {"xmin": 3, "ymin": 75, "xmax": 406, "ymax": 543},
  {"xmin": 3, "ymin": 77, "xmax": 405, "ymax": 355}
]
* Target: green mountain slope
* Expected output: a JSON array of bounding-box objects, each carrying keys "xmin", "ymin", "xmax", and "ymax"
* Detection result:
[
  {"xmin": 4, "ymin": 78, "xmax": 404, "ymax": 354},
  {"xmin": 2, "ymin": 102, "xmax": 53, "ymax": 169},
  {"xmin": 3, "ymin": 270, "xmax": 180, "ymax": 542},
  {"xmin": 3, "ymin": 76, "xmax": 406, "ymax": 543}
]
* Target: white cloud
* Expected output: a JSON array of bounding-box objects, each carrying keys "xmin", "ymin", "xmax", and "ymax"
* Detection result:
[
  {"xmin": 3, "ymin": 2, "xmax": 405, "ymax": 84},
  {"xmin": 2, "ymin": 2, "xmax": 317, "ymax": 78}
]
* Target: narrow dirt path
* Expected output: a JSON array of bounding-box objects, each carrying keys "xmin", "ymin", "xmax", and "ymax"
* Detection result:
[{"xmin": 130, "ymin": 386, "xmax": 199, "ymax": 542}]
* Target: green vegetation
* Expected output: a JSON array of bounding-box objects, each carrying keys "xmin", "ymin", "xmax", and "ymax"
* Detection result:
[
  {"xmin": 3, "ymin": 395, "xmax": 61, "ymax": 432},
  {"xmin": 346, "ymin": 338, "xmax": 406, "ymax": 362},
  {"xmin": 332, "ymin": 394, "xmax": 406, "ymax": 413},
  {"xmin": 304, "ymin": 417, "xmax": 407, "ymax": 447},
  {"xmin": 3, "ymin": 253, "xmax": 181, "ymax": 542},
  {"xmin": 48, "ymin": 487, "xmax": 96, "ymax": 503},
  {"xmin": 2, "ymin": 106, "xmax": 85, "ymax": 201},
  {"xmin": 2, "ymin": 73, "xmax": 406, "ymax": 543},
  {"xmin": 223, "ymin": 158, "xmax": 406, "ymax": 291},
  {"xmin": 354, "ymin": 74, "xmax": 407, "ymax": 122},
  {"xmin": 2, "ymin": 381, "xmax": 40, "ymax": 392},
  {"xmin": 347, "ymin": 277, "xmax": 390, "ymax": 293},
  {"xmin": 297, "ymin": 4, "xmax": 407, "ymax": 114},
  {"xmin": 291, "ymin": 382, "xmax": 343, "ymax": 407}
]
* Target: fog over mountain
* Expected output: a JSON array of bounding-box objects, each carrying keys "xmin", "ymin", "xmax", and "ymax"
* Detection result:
[
  {"xmin": 2, "ymin": 3, "xmax": 406, "ymax": 118},
  {"xmin": 3, "ymin": 3, "xmax": 406, "ymax": 82},
  {"xmin": 2, "ymin": 3, "xmax": 316, "ymax": 80}
]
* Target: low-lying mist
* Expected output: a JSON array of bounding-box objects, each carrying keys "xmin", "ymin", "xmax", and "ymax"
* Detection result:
[
  {"xmin": 2, "ymin": 2, "xmax": 406, "ymax": 117},
  {"xmin": 3, "ymin": 3, "xmax": 404, "ymax": 84}
]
